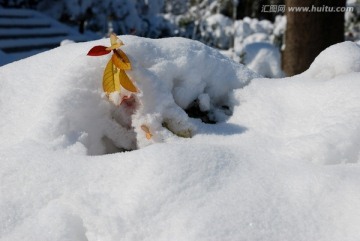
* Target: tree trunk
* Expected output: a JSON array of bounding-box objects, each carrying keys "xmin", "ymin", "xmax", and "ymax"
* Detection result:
[{"xmin": 283, "ymin": 0, "xmax": 345, "ymax": 76}]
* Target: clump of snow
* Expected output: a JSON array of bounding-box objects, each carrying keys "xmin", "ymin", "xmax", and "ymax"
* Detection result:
[
  {"xmin": 2, "ymin": 39, "xmax": 360, "ymax": 240},
  {"xmin": 234, "ymin": 17, "xmax": 274, "ymax": 55},
  {"xmin": 304, "ymin": 41, "xmax": 360, "ymax": 79},
  {"xmin": 170, "ymin": 11, "xmax": 284, "ymax": 79},
  {"xmin": 60, "ymin": 39, "xmax": 76, "ymax": 46},
  {"xmin": 273, "ymin": 15, "xmax": 287, "ymax": 39},
  {"xmin": 198, "ymin": 93, "xmax": 211, "ymax": 112},
  {"xmin": 242, "ymin": 42, "xmax": 284, "ymax": 78},
  {"xmin": 345, "ymin": 0, "xmax": 360, "ymax": 41},
  {"xmin": 226, "ymin": 17, "xmax": 284, "ymax": 78},
  {"xmin": 201, "ymin": 14, "xmax": 234, "ymax": 49},
  {"xmin": 0, "ymin": 35, "xmax": 258, "ymax": 155}
]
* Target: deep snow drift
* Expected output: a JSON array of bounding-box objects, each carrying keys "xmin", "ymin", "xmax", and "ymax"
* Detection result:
[{"xmin": 1, "ymin": 37, "xmax": 360, "ymax": 241}]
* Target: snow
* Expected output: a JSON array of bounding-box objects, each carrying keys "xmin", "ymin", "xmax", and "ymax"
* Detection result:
[
  {"xmin": 273, "ymin": 15, "xmax": 287, "ymax": 37},
  {"xmin": 2, "ymin": 36, "xmax": 360, "ymax": 240},
  {"xmin": 202, "ymin": 14, "xmax": 234, "ymax": 49},
  {"xmin": 198, "ymin": 93, "xmax": 211, "ymax": 112},
  {"xmin": 0, "ymin": 35, "xmax": 258, "ymax": 154},
  {"xmin": 166, "ymin": 10, "xmax": 284, "ymax": 78},
  {"xmin": 304, "ymin": 41, "xmax": 360, "ymax": 79},
  {"xmin": 230, "ymin": 17, "xmax": 284, "ymax": 78},
  {"xmin": 243, "ymin": 42, "xmax": 284, "ymax": 78}
]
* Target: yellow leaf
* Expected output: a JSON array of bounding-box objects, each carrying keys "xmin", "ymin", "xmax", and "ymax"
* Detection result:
[
  {"xmin": 112, "ymin": 50, "xmax": 131, "ymax": 70},
  {"xmin": 119, "ymin": 69, "xmax": 138, "ymax": 93},
  {"xmin": 103, "ymin": 59, "xmax": 120, "ymax": 94}
]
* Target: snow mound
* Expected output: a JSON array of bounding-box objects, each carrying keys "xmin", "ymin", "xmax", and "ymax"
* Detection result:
[
  {"xmin": 2, "ymin": 40, "xmax": 360, "ymax": 241},
  {"xmin": 304, "ymin": 41, "xmax": 360, "ymax": 78},
  {"xmin": 232, "ymin": 41, "xmax": 360, "ymax": 165},
  {"xmin": 0, "ymin": 36, "xmax": 258, "ymax": 155}
]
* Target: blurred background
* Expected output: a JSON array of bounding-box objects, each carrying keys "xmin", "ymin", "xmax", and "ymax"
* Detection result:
[{"xmin": 0, "ymin": 0, "xmax": 359, "ymax": 76}]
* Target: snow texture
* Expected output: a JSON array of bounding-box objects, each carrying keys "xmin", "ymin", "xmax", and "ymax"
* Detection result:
[{"xmin": 1, "ymin": 37, "xmax": 360, "ymax": 241}]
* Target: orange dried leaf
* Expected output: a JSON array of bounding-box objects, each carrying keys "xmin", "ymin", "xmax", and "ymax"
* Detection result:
[
  {"xmin": 103, "ymin": 59, "xmax": 120, "ymax": 94},
  {"xmin": 146, "ymin": 133, "xmax": 152, "ymax": 139},
  {"xmin": 119, "ymin": 69, "xmax": 137, "ymax": 93},
  {"xmin": 112, "ymin": 50, "xmax": 131, "ymax": 70},
  {"xmin": 141, "ymin": 125, "xmax": 152, "ymax": 139}
]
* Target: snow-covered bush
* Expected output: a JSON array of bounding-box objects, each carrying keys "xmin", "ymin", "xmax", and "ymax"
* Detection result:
[
  {"xmin": 233, "ymin": 17, "xmax": 274, "ymax": 54},
  {"xmin": 3, "ymin": 0, "xmax": 287, "ymax": 78},
  {"xmin": 227, "ymin": 16, "xmax": 284, "ymax": 77},
  {"xmin": 0, "ymin": 35, "xmax": 258, "ymax": 155},
  {"xmin": 200, "ymin": 13, "xmax": 234, "ymax": 49},
  {"xmin": 35, "ymin": 0, "xmax": 171, "ymax": 37},
  {"xmin": 273, "ymin": 15, "xmax": 287, "ymax": 49},
  {"xmin": 167, "ymin": 9, "xmax": 285, "ymax": 77},
  {"xmin": 242, "ymin": 42, "xmax": 284, "ymax": 78},
  {"xmin": 345, "ymin": 0, "xmax": 360, "ymax": 41}
]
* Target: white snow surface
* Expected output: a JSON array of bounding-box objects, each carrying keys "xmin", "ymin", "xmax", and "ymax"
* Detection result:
[{"xmin": 1, "ymin": 37, "xmax": 360, "ymax": 240}]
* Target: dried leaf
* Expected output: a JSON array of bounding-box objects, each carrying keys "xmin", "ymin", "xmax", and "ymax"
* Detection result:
[
  {"xmin": 112, "ymin": 50, "xmax": 131, "ymax": 70},
  {"xmin": 103, "ymin": 59, "xmax": 120, "ymax": 94},
  {"xmin": 110, "ymin": 33, "xmax": 124, "ymax": 46},
  {"xmin": 141, "ymin": 125, "xmax": 153, "ymax": 139},
  {"xmin": 106, "ymin": 44, "xmax": 120, "ymax": 51},
  {"xmin": 119, "ymin": 69, "xmax": 137, "ymax": 93},
  {"xmin": 87, "ymin": 46, "xmax": 111, "ymax": 56},
  {"xmin": 145, "ymin": 133, "xmax": 152, "ymax": 139},
  {"xmin": 106, "ymin": 34, "xmax": 123, "ymax": 50}
]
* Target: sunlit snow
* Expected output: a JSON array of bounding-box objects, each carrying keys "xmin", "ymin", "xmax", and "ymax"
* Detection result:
[{"xmin": 1, "ymin": 36, "xmax": 360, "ymax": 241}]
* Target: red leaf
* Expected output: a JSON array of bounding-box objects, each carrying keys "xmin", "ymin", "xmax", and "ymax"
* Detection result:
[{"xmin": 87, "ymin": 46, "xmax": 111, "ymax": 56}]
